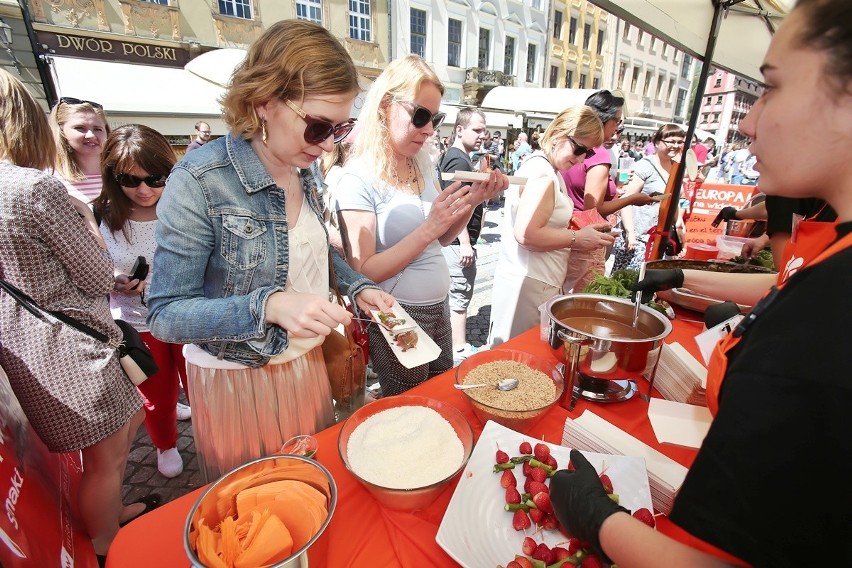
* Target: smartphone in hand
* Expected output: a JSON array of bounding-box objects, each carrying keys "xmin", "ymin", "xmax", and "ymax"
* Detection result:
[{"xmin": 130, "ymin": 256, "xmax": 149, "ymax": 281}]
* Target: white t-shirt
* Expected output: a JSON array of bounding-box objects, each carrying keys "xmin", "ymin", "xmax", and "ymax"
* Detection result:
[
  {"xmin": 335, "ymin": 153, "xmax": 450, "ymax": 305},
  {"xmin": 100, "ymin": 219, "xmax": 157, "ymax": 330}
]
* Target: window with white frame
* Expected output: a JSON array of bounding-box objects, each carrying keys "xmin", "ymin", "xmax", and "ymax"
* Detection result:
[
  {"xmin": 617, "ymin": 61, "xmax": 627, "ymax": 88},
  {"xmin": 579, "ymin": 72, "xmax": 587, "ymax": 88},
  {"xmin": 592, "ymin": 76, "xmax": 599, "ymax": 90},
  {"xmin": 504, "ymin": 36, "xmax": 516, "ymax": 75},
  {"xmin": 569, "ymin": 16, "xmax": 577, "ymax": 43},
  {"xmin": 525, "ymin": 43, "xmax": 537, "ymax": 83},
  {"xmin": 295, "ymin": 0, "xmax": 322, "ymax": 23},
  {"xmin": 553, "ymin": 10, "xmax": 563, "ymax": 40},
  {"xmin": 596, "ymin": 33, "xmax": 604, "ymax": 55},
  {"xmin": 675, "ymin": 87, "xmax": 688, "ymax": 117},
  {"xmin": 448, "ymin": 18, "xmax": 462, "ymax": 67},
  {"xmin": 583, "ymin": 23, "xmax": 591, "ymax": 51},
  {"xmin": 349, "ymin": 0, "xmax": 371, "ymax": 41},
  {"xmin": 478, "ymin": 27, "xmax": 491, "ymax": 69},
  {"xmin": 667, "ymin": 78, "xmax": 675, "ymax": 101},
  {"xmin": 531, "ymin": 0, "xmax": 542, "ymax": 9},
  {"xmin": 549, "ymin": 65, "xmax": 558, "ymax": 88},
  {"xmin": 219, "ymin": 0, "xmax": 251, "ymax": 19},
  {"xmin": 410, "ymin": 8, "xmax": 426, "ymax": 58},
  {"xmin": 565, "ymin": 69, "xmax": 574, "ymax": 88}
]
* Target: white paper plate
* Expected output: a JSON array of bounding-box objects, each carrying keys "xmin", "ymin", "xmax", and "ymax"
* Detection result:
[
  {"xmin": 436, "ymin": 421, "xmax": 653, "ymax": 568},
  {"xmin": 371, "ymin": 302, "xmax": 441, "ymax": 369}
]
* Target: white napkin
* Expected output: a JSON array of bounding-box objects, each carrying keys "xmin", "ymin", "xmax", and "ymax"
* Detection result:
[{"xmin": 647, "ymin": 398, "xmax": 713, "ymax": 449}]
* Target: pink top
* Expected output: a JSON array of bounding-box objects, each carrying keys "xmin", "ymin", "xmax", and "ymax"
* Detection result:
[
  {"xmin": 61, "ymin": 173, "xmax": 103, "ymax": 204},
  {"xmin": 560, "ymin": 146, "xmax": 617, "ymax": 211}
]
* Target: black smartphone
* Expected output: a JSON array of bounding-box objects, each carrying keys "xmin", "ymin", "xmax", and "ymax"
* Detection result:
[{"xmin": 130, "ymin": 256, "xmax": 149, "ymax": 281}]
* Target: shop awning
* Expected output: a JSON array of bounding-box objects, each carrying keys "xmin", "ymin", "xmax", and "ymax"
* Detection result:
[
  {"xmin": 49, "ymin": 56, "xmax": 226, "ymax": 135},
  {"xmin": 481, "ymin": 87, "xmax": 599, "ymax": 120}
]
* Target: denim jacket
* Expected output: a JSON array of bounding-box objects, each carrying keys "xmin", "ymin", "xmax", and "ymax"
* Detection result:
[{"xmin": 147, "ymin": 134, "xmax": 377, "ymax": 367}]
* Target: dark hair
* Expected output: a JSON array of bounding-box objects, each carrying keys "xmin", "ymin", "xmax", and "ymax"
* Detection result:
[
  {"xmin": 93, "ymin": 124, "xmax": 176, "ymax": 239},
  {"xmin": 194, "ymin": 121, "xmax": 210, "ymax": 131},
  {"xmin": 653, "ymin": 123, "xmax": 686, "ymax": 143},
  {"xmin": 793, "ymin": 0, "xmax": 852, "ymax": 93},
  {"xmin": 584, "ymin": 90, "xmax": 625, "ymax": 124}
]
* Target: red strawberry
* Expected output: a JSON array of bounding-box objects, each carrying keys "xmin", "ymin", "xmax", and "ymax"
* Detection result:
[
  {"xmin": 530, "ymin": 467, "xmax": 548, "ymax": 483},
  {"xmin": 541, "ymin": 513, "xmax": 559, "ymax": 530},
  {"xmin": 505, "ymin": 486, "xmax": 522, "ymax": 504},
  {"xmin": 532, "ymin": 491, "xmax": 554, "ymax": 514},
  {"xmin": 512, "ymin": 509, "xmax": 531, "ymax": 531},
  {"xmin": 528, "ymin": 507, "xmax": 545, "ymax": 524},
  {"xmin": 521, "ymin": 536, "xmax": 537, "ymax": 556},
  {"xmin": 598, "ymin": 474, "xmax": 614, "ymax": 495},
  {"xmin": 522, "ymin": 460, "xmax": 533, "ymax": 477},
  {"xmin": 496, "ymin": 449, "xmax": 510, "ymax": 464},
  {"xmin": 519, "ymin": 441, "xmax": 533, "ymax": 455},
  {"xmin": 565, "ymin": 538, "xmax": 583, "ymax": 555},
  {"xmin": 546, "ymin": 454, "xmax": 558, "ymax": 469},
  {"xmin": 581, "ymin": 554, "xmax": 604, "ymax": 568},
  {"xmin": 632, "ymin": 507, "xmax": 656, "ymax": 528},
  {"xmin": 552, "ymin": 546, "xmax": 570, "ymax": 561},
  {"xmin": 532, "ymin": 543, "xmax": 555, "ymax": 565},
  {"xmin": 533, "ymin": 442, "xmax": 551, "ymax": 461},
  {"xmin": 514, "ymin": 557, "xmax": 534, "ymax": 568},
  {"xmin": 506, "ymin": 562, "xmax": 522, "ymax": 568},
  {"xmin": 528, "ymin": 481, "xmax": 549, "ymax": 497},
  {"xmin": 567, "ymin": 460, "xmax": 576, "ymax": 472},
  {"xmin": 501, "ymin": 469, "xmax": 517, "ymax": 488}
]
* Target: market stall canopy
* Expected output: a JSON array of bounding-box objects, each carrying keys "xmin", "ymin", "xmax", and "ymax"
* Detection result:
[
  {"xmin": 589, "ymin": 0, "xmax": 792, "ymax": 81},
  {"xmin": 50, "ymin": 56, "xmax": 226, "ymax": 135},
  {"xmin": 481, "ymin": 87, "xmax": 598, "ymax": 119},
  {"xmin": 184, "ymin": 47, "xmax": 247, "ymax": 88}
]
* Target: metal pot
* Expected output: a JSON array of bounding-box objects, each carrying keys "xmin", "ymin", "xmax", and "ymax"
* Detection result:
[{"xmin": 545, "ymin": 294, "xmax": 672, "ymax": 406}]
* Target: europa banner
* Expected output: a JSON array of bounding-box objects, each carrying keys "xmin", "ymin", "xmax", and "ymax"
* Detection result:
[
  {"xmin": 0, "ymin": 373, "xmax": 97, "ymax": 568},
  {"xmin": 682, "ymin": 183, "xmax": 757, "ymax": 246}
]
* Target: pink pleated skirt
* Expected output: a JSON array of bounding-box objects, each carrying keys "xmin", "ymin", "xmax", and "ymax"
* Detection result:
[{"xmin": 185, "ymin": 346, "xmax": 334, "ymax": 482}]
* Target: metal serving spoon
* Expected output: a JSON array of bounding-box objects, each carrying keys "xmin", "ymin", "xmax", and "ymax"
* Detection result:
[{"xmin": 454, "ymin": 377, "xmax": 519, "ymax": 391}]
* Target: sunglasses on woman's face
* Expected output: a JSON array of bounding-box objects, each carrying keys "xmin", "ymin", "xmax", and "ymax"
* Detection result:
[
  {"xmin": 59, "ymin": 97, "xmax": 103, "ymax": 110},
  {"xmin": 284, "ymin": 100, "xmax": 356, "ymax": 145},
  {"xmin": 399, "ymin": 101, "xmax": 446, "ymax": 130},
  {"xmin": 115, "ymin": 173, "xmax": 168, "ymax": 188},
  {"xmin": 568, "ymin": 136, "xmax": 596, "ymax": 159}
]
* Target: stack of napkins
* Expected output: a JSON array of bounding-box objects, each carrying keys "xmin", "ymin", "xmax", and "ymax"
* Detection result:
[
  {"xmin": 563, "ymin": 411, "xmax": 688, "ymax": 514},
  {"xmin": 653, "ymin": 342, "xmax": 708, "ymax": 406}
]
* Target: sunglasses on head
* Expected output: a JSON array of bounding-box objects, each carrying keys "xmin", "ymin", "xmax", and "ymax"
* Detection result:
[
  {"xmin": 399, "ymin": 101, "xmax": 446, "ymax": 130},
  {"xmin": 568, "ymin": 136, "xmax": 596, "ymax": 159},
  {"xmin": 115, "ymin": 173, "xmax": 168, "ymax": 188},
  {"xmin": 284, "ymin": 100, "xmax": 356, "ymax": 145},
  {"xmin": 59, "ymin": 97, "xmax": 103, "ymax": 110}
]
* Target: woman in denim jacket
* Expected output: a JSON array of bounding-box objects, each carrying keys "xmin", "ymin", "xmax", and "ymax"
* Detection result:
[{"xmin": 147, "ymin": 20, "xmax": 393, "ymax": 481}]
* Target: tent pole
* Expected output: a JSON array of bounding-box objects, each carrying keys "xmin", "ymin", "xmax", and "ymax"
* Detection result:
[{"xmin": 650, "ymin": 0, "xmax": 727, "ymax": 259}]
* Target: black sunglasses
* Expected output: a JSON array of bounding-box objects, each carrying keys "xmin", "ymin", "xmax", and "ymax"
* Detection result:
[
  {"xmin": 115, "ymin": 173, "xmax": 168, "ymax": 188},
  {"xmin": 59, "ymin": 97, "xmax": 103, "ymax": 110},
  {"xmin": 285, "ymin": 100, "xmax": 356, "ymax": 144},
  {"xmin": 568, "ymin": 136, "xmax": 596, "ymax": 159},
  {"xmin": 399, "ymin": 101, "xmax": 446, "ymax": 130}
]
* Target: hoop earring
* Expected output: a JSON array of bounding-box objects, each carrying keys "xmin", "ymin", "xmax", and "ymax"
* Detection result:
[{"xmin": 261, "ymin": 117, "xmax": 268, "ymax": 145}]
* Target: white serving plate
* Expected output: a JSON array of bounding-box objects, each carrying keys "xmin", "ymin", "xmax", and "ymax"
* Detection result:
[
  {"xmin": 441, "ymin": 171, "xmax": 528, "ymax": 185},
  {"xmin": 371, "ymin": 302, "xmax": 440, "ymax": 369},
  {"xmin": 436, "ymin": 421, "xmax": 653, "ymax": 568}
]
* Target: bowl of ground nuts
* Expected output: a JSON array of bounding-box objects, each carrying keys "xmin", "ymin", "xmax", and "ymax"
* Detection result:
[{"xmin": 455, "ymin": 349, "xmax": 564, "ymax": 433}]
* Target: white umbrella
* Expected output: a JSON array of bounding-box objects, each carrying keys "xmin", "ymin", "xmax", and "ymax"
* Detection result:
[
  {"xmin": 184, "ymin": 48, "xmax": 248, "ymax": 88},
  {"xmin": 590, "ymin": 0, "xmax": 792, "ymax": 82}
]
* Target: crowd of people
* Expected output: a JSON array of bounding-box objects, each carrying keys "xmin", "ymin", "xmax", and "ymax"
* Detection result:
[{"xmin": 1, "ymin": 0, "xmax": 849, "ymax": 564}]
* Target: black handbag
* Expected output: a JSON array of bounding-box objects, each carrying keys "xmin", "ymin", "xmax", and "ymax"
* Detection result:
[{"xmin": 0, "ymin": 278, "xmax": 158, "ymax": 386}]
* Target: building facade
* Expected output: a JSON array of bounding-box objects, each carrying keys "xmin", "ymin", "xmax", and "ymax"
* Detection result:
[
  {"xmin": 696, "ymin": 67, "xmax": 761, "ymax": 143},
  {"xmin": 2, "ymin": 0, "xmax": 390, "ymax": 139},
  {"xmin": 547, "ymin": 0, "xmax": 608, "ymax": 92}
]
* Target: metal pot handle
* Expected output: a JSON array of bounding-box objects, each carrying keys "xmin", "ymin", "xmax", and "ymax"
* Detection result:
[{"xmin": 557, "ymin": 329, "xmax": 592, "ymax": 346}]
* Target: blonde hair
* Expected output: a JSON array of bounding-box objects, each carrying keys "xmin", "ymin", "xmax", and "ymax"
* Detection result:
[
  {"xmin": 0, "ymin": 70, "xmax": 55, "ymax": 170},
  {"xmin": 540, "ymin": 105, "xmax": 604, "ymax": 157},
  {"xmin": 350, "ymin": 55, "xmax": 444, "ymax": 185},
  {"xmin": 221, "ymin": 19, "xmax": 359, "ymax": 140},
  {"xmin": 49, "ymin": 100, "xmax": 111, "ymax": 181}
]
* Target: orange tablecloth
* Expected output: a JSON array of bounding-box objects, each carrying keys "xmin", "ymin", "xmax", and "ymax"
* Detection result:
[{"xmin": 107, "ymin": 319, "xmax": 706, "ymax": 567}]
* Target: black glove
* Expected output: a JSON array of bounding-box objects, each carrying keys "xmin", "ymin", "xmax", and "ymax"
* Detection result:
[
  {"xmin": 711, "ymin": 206, "xmax": 738, "ymax": 227},
  {"xmin": 632, "ymin": 269, "xmax": 684, "ymax": 303},
  {"xmin": 550, "ymin": 450, "xmax": 628, "ymax": 561}
]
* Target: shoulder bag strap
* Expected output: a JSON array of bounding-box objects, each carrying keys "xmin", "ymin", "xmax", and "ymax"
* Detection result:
[{"xmin": 0, "ymin": 278, "xmax": 109, "ymax": 343}]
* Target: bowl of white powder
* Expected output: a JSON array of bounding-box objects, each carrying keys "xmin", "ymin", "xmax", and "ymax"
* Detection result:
[{"xmin": 338, "ymin": 395, "xmax": 474, "ymax": 511}]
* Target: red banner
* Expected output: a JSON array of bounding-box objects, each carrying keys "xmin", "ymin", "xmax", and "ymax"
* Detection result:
[
  {"xmin": 683, "ymin": 183, "xmax": 756, "ymax": 246},
  {"xmin": 0, "ymin": 373, "xmax": 98, "ymax": 568}
]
